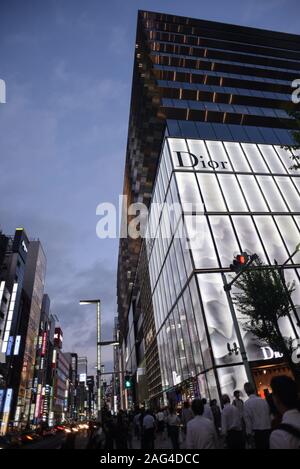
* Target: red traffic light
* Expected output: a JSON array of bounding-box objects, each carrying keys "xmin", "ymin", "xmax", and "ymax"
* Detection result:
[
  {"xmin": 230, "ymin": 252, "xmax": 249, "ymax": 272},
  {"xmin": 236, "ymin": 254, "xmax": 246, "ymax": 265}
]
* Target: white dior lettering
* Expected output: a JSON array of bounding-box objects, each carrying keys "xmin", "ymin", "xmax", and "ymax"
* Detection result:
[{"xmin": 261, "ymin": 346, "xmax": 283, "ymax": 360}]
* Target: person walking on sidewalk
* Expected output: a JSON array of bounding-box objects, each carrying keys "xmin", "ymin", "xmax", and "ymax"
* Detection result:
[
  {"xmin": 270, "ymin": 375, "xmax": 300, "ymax": 449},
  {"xmin": 221, "ymin": 394, "xmax": 245, "ymax": 449},
  {"xmin": 186, "ymin": 399, "xmax": 218, "ymax": 449},
  {"xmin": 167, "ymin": 406, "xmax": 181, "ymax": 449},
  {"xmin": 243, "ymin": 382, "xmax": 271, "ymax": 449}
]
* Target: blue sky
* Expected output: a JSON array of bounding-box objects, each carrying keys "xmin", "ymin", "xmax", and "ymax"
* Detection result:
[{"xmin": 0, "ymin": 0, "xmax": 299, "ymax": 373}]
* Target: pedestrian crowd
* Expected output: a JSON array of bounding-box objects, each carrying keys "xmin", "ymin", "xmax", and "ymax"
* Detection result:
[{"xmin": 86, "ymin": 375, "xmax": 300, "ymax": 450}]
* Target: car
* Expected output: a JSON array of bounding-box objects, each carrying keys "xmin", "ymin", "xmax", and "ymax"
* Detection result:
[{"xmin": 19, "ymin": 431, "xmax": 41, "ymax": 445}]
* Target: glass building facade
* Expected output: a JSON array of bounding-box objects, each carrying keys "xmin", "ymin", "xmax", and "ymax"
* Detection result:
[
  {"xmin": 117, "ymin": 10, "xmax": 300, "ymax": 407},
  {"xmin": 143, "ymin": 138, "xmax": 300, "ymax": 402}
]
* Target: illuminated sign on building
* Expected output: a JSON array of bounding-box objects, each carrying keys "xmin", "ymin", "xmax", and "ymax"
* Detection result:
[
  {"xmin": 41, "ymin": 332, "xmax": 47, "ymax": 356},
  {"xmin": 13, "ymin": 335, "xmax": 21, "ymax": 355},
  {"xmin": 1, "ymin": 283, "xmax": 18, "ymax": 353},
  {"xmin": 261, "ymin": 346, "xmax": 284, "ymax": 360}
]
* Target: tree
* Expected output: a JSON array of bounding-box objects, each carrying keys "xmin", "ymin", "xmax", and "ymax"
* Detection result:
[
  {"xmin": 281, "ymin": 109, "xmax": 300, "ymax": 170},
  {"xmin": 232, "ymin": 256, "xmax": 300, "ymax": 387}
]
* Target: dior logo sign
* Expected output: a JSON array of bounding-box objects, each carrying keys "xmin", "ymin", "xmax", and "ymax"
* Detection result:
[{"xmin": 174, "ymin": 151, "xmax": 228, "ymax": 170}]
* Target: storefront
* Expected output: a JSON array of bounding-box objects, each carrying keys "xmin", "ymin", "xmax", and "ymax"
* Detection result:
[{"xmin": 144, "ymin": 137, "xmax": 300, "ymax": 403}]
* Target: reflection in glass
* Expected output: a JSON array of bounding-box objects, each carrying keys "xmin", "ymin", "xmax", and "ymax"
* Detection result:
[
  {"xmin": 232, "ymin": 216, "xmax": 267, "ymax": 262},
  {"xmin": 210, "ymin": 216, "xmax": 240, "ymax": 267},
  {"xmin": 224, "ymin": 142, "xmax": 251, "ymax": 172},
  {"xmin": 197, "ymin": 273, "xmax": 240, "ymax": 366},
  {"xmin": 239, "ymin": 175, "xmax": 268, "ymax": 212},
  {"xmin": 257, "ymin": 176, "xmax": 288, "ymax": 212},
  {"xmin": 217, "ymin": 175, "xmax": 248, "ymax": 212},
  {"xmin": 254, "ymin": 216, "xmax": 289, "ymax": 264},
  {"xmin": 184, "ymin": 215, "xmax": 218, "ymax": 268},
  {"xmin": 217, "ymin": 365, "xmax": 248, "ymax": 399},
  {"xmin": 275, "ymin": 177, "xmax": 300, "ymax": 212},
  {"xmin": 241, "ymin": 143, "xmax": 269, "ymax": 173},
  {"xmin": 197, "ymin": 174, "xmax": 227, "ymax": 212}
]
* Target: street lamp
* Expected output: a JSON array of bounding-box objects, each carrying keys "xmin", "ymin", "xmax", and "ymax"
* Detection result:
[
  {"xmin": 79, "ymin": 299, "xmax": 101, "ymax": 419},
  {"xmin": 282, "ymin": 243, "xmax": 300, "ymax": 267}
]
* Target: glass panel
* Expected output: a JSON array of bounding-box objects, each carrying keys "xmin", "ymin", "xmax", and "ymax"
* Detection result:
[
  {"xmin": 184, "ymin": 215, "xmax": 218, "ymax": 268},
  {"xmin": 241, "ymin": 143, "xmax": 269, "ymax": 173},
  {"xmin": 274, "ymin": 216, "xmax": 300, "ymax": 257},
  {"xmin": 190, "ymin": 276, "xmax": 212, "ymax": 370},
  {"xmin": 168, "ymin": 138, "xmax": 189, "ymax": 169},
  {"xmin": 258, "ymin": 145, "xmax": 287, "ymax": 174},
  {"xmin": 217, "ymin": 365, "xmax": 248, "ymax": 400},
  {"xmin": 217, "ymin": 174, "xmax": 248, "ymax": 211},
  {"xmin": 172, "ymin": 306, "xmax": 188, "ymax": 382},
  {"xmin": 239, "ymin": 175, "xmax": 268, "ymax": 212},
  {"xmin": 182, "ymin": 286, "xmax": 203, "ymax": 375},
  {"xmin": 197, "ymin": 273, "xmax": 240, "ymax": 366},
  {"xmin": 232, "ymin": 216, "xmax": 268, "ymax": 262},
  {"xmin": 257, "ymin": 176, "xmax": 288, "ymax": 212},
  {"xmin": 254, "ymin": 216, "xmax": 289, "ymax": 264},
  {"xmin": 197, "ymin": 173, "xmax": 227, "ymax": 211},
  {"xmin": 275, "ymin": 177, "xmax": 300, "ymax": 212},
  {"xmin": 205, "ymin": 140, "xmax": 232, "ymax": 172},
  {"xmin": 224, "ymin": 141, "xmax": 251, "ymax": 172},
  {"xmin": 175, "ymin": 173, "xmax": 203, "ymax": 211},
  {"xmin": 210, "ymin": 216, "xmax": 240, "ymax": 267},
  {"xmin": 177, "ymin": 297, "xmax": 195, "ymax": 380}
]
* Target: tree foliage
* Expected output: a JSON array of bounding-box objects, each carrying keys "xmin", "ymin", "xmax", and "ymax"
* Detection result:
[
  {"xmin": 282, "ymin": 109, "xmax": 300, "ymax": 170},
  {"xmin": 233, "ymin": 256, "xmax": 296, "ymax": 358}
]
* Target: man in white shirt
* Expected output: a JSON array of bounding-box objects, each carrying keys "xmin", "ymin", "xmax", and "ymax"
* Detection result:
[
  {"xmin": 142, "ymin": 410, "xmax": 155, "ymax": 450},
  {"xmin": 202, "ymin": 398, "xmax": 214, "ymax": 421},
  {"xmin": 221, "ymin": 394, "xmax": 245, "ymax": 449},
  {"xmin": 244, "ymin": 382, "xmax": 271, "ymax": 449},
  {"xmin": 270, "ymin": 375, "xmax": 300, "ymax": 449},
  {"xmin": 186, "ymin": 399, "xmax": 218, "ymax": 449}
]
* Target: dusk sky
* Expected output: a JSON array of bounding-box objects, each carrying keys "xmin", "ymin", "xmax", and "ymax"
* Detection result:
[{"xmin": 0, "ymin": 0, "xmax": 299, "ymax": 374}]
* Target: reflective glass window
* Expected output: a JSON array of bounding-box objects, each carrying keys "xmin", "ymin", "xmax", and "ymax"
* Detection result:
[
  {"xmin": 224, "ymin": 142, "xmax": 251, "ymax": 172},
  {"xmin": 275, "ymin": 177, "xmax": 300, "ymax": 212},
  {"xmin": 258, "ymin": 145, "xmax": 286, "ymax": 173},
  {"xmin": 257, "ymin": 176, "xmax": 288, "ymax": 212},
  {"xmin": 217, "ymin": 174, "xmax": 248, "ymax": 211},
  {"xmin": 197, "ymin": 273, "xmax": 240, "ymax": 366},
  {"xmin": 232, "ymin": 216, "xmax": 268, "ymax": 262},
  {"xmin": 241, "ymin": 143, "xmax": 269, "ymax": 173},
  {"xmin": 197, "ymin": 174, "xmax": 226, "ymax": 212},
  {"xmin": 184, "ymin": 215, "xmax": 218, "ymax": 268},
  {"xmin": 238, "ymin": 175, "xmax": 268, "ymax": 212},
  {"xmin": 254, "ymin": 216, "xmax": 289, "ymax": 264},
  {"xmin": 175, "ymin": 173, "xmax": 203, "ymax": 211},
  {"xmin": 210, "ymin": 216, "xmax": 240, "ymax": 267}
]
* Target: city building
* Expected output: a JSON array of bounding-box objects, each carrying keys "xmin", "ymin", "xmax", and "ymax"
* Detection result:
[
  {"xmin": 64, "ymin": 352, "xmax": 78, "ymax": 421},
  {"xmin": 51, "ymin": 326, "xmax": 70, "ymax": 424},
  {"xmin": 77, "ymin": 356, "xmax": 88, "ymax": 420},
  {"xmin": 86, "ymin": 375, "xmax": 96, "ymax": 418},
  {"xmin": 31, "ymin": 294, "xmax": 56, "ymax": 427},
  {"xmin": 0, "ymin": 229, "xmax": 46, "ymax": 433},
  {"xmin": 117, "ymin": 11, "xmax": 300, "ymax": 408}
]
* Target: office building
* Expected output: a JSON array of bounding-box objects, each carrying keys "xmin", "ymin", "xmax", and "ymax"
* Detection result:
[
  {"xmin": 0, "ymin": 229, "xmax": 46, "ymax": 432},
  {"xmin": 117, "ymin": 11, "xmax": 300, "ymax": 407}
]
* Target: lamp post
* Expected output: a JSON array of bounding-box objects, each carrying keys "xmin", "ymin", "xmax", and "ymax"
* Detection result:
[{"xmin": 79, "ymin": 299, "xmax": 101, "ymax": 419}]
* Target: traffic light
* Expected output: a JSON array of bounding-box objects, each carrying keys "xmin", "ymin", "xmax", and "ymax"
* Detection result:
[
  {"xmin": 230, "ymin": 252, "xmax": 249, "ymax": 272},
  {"xmin": 125, "ymin": 375, "xmax": 132, "ymax": 389}
]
